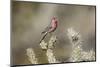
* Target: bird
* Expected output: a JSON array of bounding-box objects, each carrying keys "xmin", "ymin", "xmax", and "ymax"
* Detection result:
[{"xmin": 39, "ymin": 16, "xmax": 58, "ymax": 43}]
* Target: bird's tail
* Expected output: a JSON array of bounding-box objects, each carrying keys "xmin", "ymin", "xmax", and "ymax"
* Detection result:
[{"xmin": 39, "ymin": 32, "xmax": 48, "ymax": 43}]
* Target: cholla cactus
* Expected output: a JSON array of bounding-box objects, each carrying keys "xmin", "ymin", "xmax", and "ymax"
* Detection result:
[
  {"xmin": 67, "ymin": 28, "xmax": 95, "ymax": 62},
  {"xmin": 46, "ymin": 36, "xmax": 58, "ymax": 63},
  {"xmin": 48, "ymin": 35, "xmax": 57, "ymax": 49},
  {"xmin": 40, "ymin": 35, "xmax": 58, "ymax": 63},
  {"xmin": 40, "ymin": 40, "xmax": 48, "ymax": 50},
  {"xmin": 81, "ymin": 49, "xmax": 95, "ymax": 61},
  {"xmin": 67, "ymin": 28, "xmax": 82, "ymax": 46},
  {"xmin": 67, "ymin": 28, "xmax": 83, "ymax": 62},
  {"xmin": 46, "ymin": 49, "xmax": 58, "ymax": 63},
  {"xmin": 26, "ymin": 48, "xmax": 38, "ymax": 64}
]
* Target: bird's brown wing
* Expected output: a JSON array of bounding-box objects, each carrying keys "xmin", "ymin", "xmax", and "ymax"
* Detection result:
[
  {"xmin": 41, "ymin": 26, "xmax": 52, "ymax": 34},
  {"xmin": 41, "ymin": 21, "xmax": 52, "ymax": 34}
]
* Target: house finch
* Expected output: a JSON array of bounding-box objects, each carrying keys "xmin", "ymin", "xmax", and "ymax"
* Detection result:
[{"xmin": 40, "ymin": 17, "xmax": 58, "ymax": 43}]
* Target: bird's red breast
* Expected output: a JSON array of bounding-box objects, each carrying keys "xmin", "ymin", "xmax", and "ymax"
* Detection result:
[
  {"xmin": 51, "ymin": 18, "xmax": 58, "ymax": 28},
  {"xmin": 48, "ymin": 18, "xmax": 58, "ymax": 33}
]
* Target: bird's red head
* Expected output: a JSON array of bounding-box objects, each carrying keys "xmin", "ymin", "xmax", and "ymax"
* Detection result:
[{"xmin": 52, "ymin": 16, "xmax": 56, "ymax": 20}]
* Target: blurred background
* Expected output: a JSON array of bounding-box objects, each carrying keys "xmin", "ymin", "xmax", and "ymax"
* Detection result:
[{"xmin": 11, "ymin": 1, "xmax": 96, "ymax": 65}]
